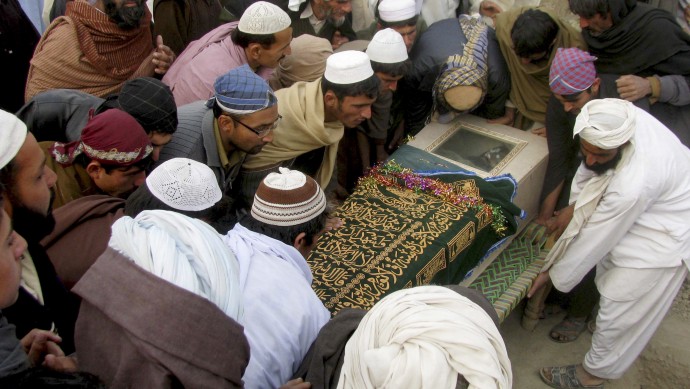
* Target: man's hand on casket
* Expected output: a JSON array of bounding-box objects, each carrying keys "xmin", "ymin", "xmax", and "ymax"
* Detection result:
[
  {"xmin": 546, "ymin": 204, "xmax": 574, "ymax": 240},
  {"xmin": 528, "ymin": 271, "xmax": 551, "ymax": 298},
  {"xmin": 325, "ymin": 217, "xmax": 344, "ymax": 231}
]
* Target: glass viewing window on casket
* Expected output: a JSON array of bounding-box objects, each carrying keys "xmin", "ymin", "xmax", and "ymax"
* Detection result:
[{"xmin": 427, "ymin": 122, "xmax": 527, "ymax": 177}]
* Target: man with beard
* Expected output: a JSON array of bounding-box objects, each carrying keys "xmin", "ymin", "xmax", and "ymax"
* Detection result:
[
  {"xmin": 43, "ymin": 109, "xmax": 154, "ymax": 209},
  {"xmin": 163, "ymin": 1, "xmax": 293, "ymax": 106},
  {"xmin": 0, "ymin": 109, "xmax": 80, "ymax": 355},
  {"xmin": 158, "ymin": 65, "xmax": 278, "ymax": 223},
  {"xmin": 289, "ymin": 0, "xmax": 357, "ymax": 50},
  {"xmin": 25, "ymin": 0, "xmax": 176, "ymax": 101},
  {"xmin": 538, "ymin": 48, "xmax": 690, "ymax": 346},
  {"xmin": 528, "ymin": 99, "xmax": 690, "ymax": 388}
]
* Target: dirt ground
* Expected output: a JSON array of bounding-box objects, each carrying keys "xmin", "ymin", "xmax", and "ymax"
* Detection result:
[{"xmin": 501, "ymin": 275, "xmax": 690, "ymax": 388}]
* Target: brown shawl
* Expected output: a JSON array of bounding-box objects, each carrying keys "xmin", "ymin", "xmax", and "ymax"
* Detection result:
[
  {"xmin": 41, "ymin": 195, "xmax": 125, "ymax": 290},
  {"xmin": 25, "ymin": 0, "xmax": 154, "ymax": 101},
  {"xmin": 495, "ymin": 7, "xmax": 585, "ymax": 124},
  {"xmin": 74, "ymin": 248, "xmax": 250, "ymax": 388}
]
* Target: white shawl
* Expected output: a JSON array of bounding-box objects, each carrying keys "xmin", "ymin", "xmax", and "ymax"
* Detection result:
[{"xmin": 223, "ymin": 223, "xmax": 330, "ymax": 389}]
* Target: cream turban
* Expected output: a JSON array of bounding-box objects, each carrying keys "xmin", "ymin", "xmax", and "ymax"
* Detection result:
[
  {"xmin": 574, "ymin": 98, "xmax": 636, "ymax": 150},
  {"xmin": 337, "ymin": 286, "xmax": 512, "ymax": 389}
]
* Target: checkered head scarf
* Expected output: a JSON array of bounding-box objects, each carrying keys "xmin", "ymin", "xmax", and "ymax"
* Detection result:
[
  {"xmin": 115, "ymin": 77, "xmax": 178, "ymax": 135},
  {"xmin": 433, "ymin": 16, "xmax": 490, "ymax": 113},
  {"xmin": 251, "ymin": 168, "xmax": 326, "ymax": 226},
  {"xmin": 208, "ymin": 64, "xmax": 277, "ymax": 115},
  {"xmin": 50, "ymin": 110, "xmax": 153, "ymax": 167},
  {"xmin": 549, "ymin": 48, "xmax": 597, "ymax": 96}
]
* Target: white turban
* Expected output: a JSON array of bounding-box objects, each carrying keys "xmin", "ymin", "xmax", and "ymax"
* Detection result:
[
  {"xmin": 109, "ymin": 210, "xmax": 244, "ymax": 322},
  {"xmin": 337, "ymin": 286, "xmax": 512, "ymax": 389},
  {"xmin": 573, "ymin": 98, "xmax": 636, "ymax": 150}
]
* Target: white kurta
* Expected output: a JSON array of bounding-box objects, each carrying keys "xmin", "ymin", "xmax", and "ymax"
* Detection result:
[
  {"xmin": 549, "ymin": 107, "xmax": 690, "ymax": 379},
  {"xmin": 223, "ymin": 224, "xmax": 331, "ymax": 389},
  {"xmin": 550, "ymin": 108, "xmax": 690, "ymax": 292}
]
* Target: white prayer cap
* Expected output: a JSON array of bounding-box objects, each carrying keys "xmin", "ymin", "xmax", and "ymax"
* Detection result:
[
  {"xmin": 238, "ymin": 1, "xmax": 291, "ymax": 35},
  {"xmin": 0, "ymin": 109, "xmax": 27, "ymax": 170},
  {"xmin": 324, "ymin": 51, "xmax": 374, "ymax": 84},
  {"xmin": 146, "ymin": 158, "xmax": 222, "ymax": 212},
  {"xmin": 366, "ymin": 28, "xmax": 408, "ymax": 64},
  {"xmin": 574, "ymin": 98, "xmax": 636, "ymax": 150},
  {"xmin": 378, "ymin": 0, "xmax": 417, "ymax": 22}
]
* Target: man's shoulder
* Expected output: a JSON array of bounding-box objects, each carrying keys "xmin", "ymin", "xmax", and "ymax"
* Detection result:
[{"xmin": 160, "ymin": 101, "xmax": 213, "ymax": 157}]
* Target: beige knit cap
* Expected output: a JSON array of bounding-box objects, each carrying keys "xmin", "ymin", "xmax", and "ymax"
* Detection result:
[{"xmin": 251, "ymin": 168, "xmax": 326, "ymax": 226}]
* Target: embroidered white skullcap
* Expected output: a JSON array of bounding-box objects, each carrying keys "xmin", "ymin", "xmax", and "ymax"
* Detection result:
[
  {"xmin": 0, "ymin": 109, "xmax": 28, "ymax": 170},
  {"xmin": 146, "ymin": 158, "xmax": 222, "ymax": 212},
  {"xmin": 239, "ymin": 1, "xmax": 291, "ymax": 35},
  {"xmin": 324, "ymin": 51, "xmax": 374, "ymax": 84},
  {"xmin": 573, "ymin": 98, "xmax": 636, "ymax": 150},
  {"xmin": 251, "ymin": 167, "xmax": 326, "ymax": 227},
  {"xmin": 366, "ymin": 28, "xmax": 408, "ymax": 64},
  {"xmin": 378, "ymin": 0, "xmax": 417, "ymax": 22}
]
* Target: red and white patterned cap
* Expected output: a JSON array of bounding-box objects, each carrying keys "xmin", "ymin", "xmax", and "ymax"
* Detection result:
[{"xmin": 549, "ymin": 47, "xmax": 597, "ymax": 96}]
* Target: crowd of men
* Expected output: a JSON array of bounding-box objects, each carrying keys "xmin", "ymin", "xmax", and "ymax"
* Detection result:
[{"xmin": 1, "ymin": 0, "xmax": 689, "ymax": 387}]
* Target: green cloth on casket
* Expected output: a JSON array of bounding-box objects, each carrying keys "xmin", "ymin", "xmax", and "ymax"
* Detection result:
[{"xmin": 308, "ymin": 147, "xmax": 522, "ymax": 314}]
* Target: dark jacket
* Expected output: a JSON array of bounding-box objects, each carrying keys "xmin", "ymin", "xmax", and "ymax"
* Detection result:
[
  {"xmin": 0, "ymin": 0, "xmax": 41, "ymax": 112},
  {"xmin": 2, "ymin": 241, "xmax": 80, "ymax": 355},
  {"xmin": 16, "ymin": 89, "xmax": 106, "ymax": 143}
]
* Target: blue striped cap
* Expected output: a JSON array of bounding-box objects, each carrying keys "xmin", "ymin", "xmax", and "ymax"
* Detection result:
[{"xmin": 210, "ymin": 64, "xmax": 277, "ymax": 114}]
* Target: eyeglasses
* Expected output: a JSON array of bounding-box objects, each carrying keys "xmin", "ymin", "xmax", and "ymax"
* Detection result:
[{"xmin": 235, "ymin": 115, "xmax": 282, "ymax": 137}]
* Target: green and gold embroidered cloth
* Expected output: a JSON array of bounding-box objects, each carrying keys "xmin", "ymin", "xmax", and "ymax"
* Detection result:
[{"xmin": 308, "ymin": 146, "xmax": 522, "ymax": 313}]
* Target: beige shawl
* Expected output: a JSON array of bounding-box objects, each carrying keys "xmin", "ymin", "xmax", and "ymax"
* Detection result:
[
  {"xmin": 494, "ymin": 7, "xmax": 585, "ymax": 124},
  {"xmin": 242, "ymin": 79, "xmax": 344, "ymax": 187}
]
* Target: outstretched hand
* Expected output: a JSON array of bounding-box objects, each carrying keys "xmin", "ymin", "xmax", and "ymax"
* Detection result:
[{"xmin": 152, "ymin": 35, "xmax": 176, "ymax": 75}]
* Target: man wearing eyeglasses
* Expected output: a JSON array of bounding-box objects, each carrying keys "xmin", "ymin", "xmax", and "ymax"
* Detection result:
[{"xmin": 158, "ymin": 65, "xmax": 279, "ymax": 218}]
